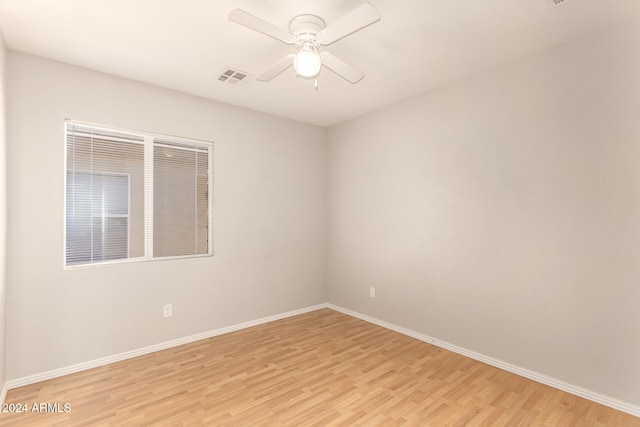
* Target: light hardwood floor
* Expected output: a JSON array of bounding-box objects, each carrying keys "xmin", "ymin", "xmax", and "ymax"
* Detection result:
[{"xmin": 1, "ymin": 309, "xmax": 638, "ymax": 426}]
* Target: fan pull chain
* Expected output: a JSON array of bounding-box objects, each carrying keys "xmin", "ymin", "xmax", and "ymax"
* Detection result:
[{"xmin": 315, "ymin": 79, "xmax": 318, "ymax": 91}]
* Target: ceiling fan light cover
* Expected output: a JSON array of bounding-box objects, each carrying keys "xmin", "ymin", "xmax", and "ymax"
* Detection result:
[{"xmin": 294, "ymin": 48, "xmax": 321, "ymax": 78}]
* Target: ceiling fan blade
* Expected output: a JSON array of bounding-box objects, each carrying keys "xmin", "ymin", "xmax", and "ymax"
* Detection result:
[
  {"xmin": 320, "ymin": 52, "xmax": 365, "ymax": 84},
  {"xmin": 318, "ymin": 3, "xmax": 380, "ymax": 45},
  {"xmin": 229, "ymin": 9, "xmax": 296, "ymax": 44},
  {"xmin": 257, "ymin": 54, "xmax": 296, "ymax": 82}
]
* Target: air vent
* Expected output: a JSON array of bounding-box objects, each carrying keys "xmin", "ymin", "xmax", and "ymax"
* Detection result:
[
  {"xmin": 217, "ymin": 68, "xmax": 252, "ymax": 86},
  {"xmin": 546, "ymin": 0, "xmax": 573, "ymax": 6}
]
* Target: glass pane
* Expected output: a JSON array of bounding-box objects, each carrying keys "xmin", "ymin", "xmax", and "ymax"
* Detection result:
[
  {"xmin": 66, "ymin": 172, "xmax": 130, "ymax": 264},
  {"xmin": 153, "ymin": 141, "xmax": 209, "ymax": 258},
  {"xmin": 65, "ymin": 123, "xmax": 143, "ymax": 266},
  {"xmin": 91, "ymin": 217, "xmax": 129, "ymax": 261}
]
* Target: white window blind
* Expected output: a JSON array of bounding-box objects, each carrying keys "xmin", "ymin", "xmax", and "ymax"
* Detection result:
[
  {"xmin": 66, "ymin": 124, "xmax": 144, "ymax": 266},
  {"xmin": 64, "ymin": 122, "xmax": 213, "ymax": 267},
  {"xmin": 153, "ymin": 140, "xmax": 210, "ymax": 258}
]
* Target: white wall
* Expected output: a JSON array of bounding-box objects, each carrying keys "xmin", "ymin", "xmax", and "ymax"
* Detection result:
[
  {"xmin": 0, "ymin": 32, "xmax": 7, "ymax": 395},
  {"xmin": 6, "ymin": 52, "xmax": 326, "ymax": 380},
  {"xmin": 326, "ymin": 19, "xmax": 640, "ymax": 407}
]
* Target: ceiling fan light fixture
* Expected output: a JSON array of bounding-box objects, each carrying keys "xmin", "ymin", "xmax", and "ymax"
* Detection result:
[
  {"xmin": 229, "ymin": 4, "xmax": 381, "ymax": 84},
  {"xmin": 294, "ymin": 46, "xmax": 321, "ymax": 78}
]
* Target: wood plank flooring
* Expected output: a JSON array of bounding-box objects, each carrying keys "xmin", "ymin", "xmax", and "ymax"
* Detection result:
[{"xmin": 1, "ymin": 309, "xmax": 638, "ymax": 426}]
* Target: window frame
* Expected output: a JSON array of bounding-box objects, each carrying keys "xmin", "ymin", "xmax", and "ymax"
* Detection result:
[{"xmin": 63, "ymin": 120, "xmax": 214, "ymax": 269}]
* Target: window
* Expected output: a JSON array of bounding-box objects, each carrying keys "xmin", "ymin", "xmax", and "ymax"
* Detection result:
[{"xmin": 65, "ymin": 122, "xmax": 213, "ymax": 267}]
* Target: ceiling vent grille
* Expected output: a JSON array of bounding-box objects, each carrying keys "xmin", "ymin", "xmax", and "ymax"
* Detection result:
[
  {"xmin": 217, "ymin": 68, "xmax": 251, "ymax": 86},
  {"xmin": 546, "ymin": 0, "xmax": 573, "ymax": 6}
]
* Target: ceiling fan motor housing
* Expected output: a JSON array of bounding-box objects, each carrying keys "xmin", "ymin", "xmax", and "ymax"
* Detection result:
[{"xmin": 290, "ymin": 15, "xmax": 326, "ymax": 49}]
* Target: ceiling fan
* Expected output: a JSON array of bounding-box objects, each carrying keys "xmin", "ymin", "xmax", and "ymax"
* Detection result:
[{"xmin": 228, "ymin": 3, "xmax": 380, "ymax": 84}]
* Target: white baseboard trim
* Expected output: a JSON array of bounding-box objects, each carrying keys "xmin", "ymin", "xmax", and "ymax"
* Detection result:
[
  {"xmin": 327, "ymin": 304, "xmax": 640, "ymax": 418},
  {"xmin": 6, "ymin": 303, "xmax": 639, "ymax": 418},
  {"xmin": 0, "ymin": 382, "xmax": 7, "ymax": 405},
  {"xmin": 6, "ymin": 303, "xmax": 328, "ymax": 390}
]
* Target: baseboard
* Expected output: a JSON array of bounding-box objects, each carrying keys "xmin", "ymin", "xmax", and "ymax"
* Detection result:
[
  {"xmin": 327, "ymin": 304, "xmax": 640, "ymax": 418},
  {"xmin": 6, "ymin": 302, "xmax": 639, "ymax": 418},
  {"xmin": 6, "ymin": 303, "xmax": 329, "ymax": 390},
  {"xmin": 0, "ymin": 381, "xmax": 7, "ymax": 405}
]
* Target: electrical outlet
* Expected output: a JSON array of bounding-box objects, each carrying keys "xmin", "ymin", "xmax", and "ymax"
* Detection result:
[
  {"xmin": 369, "ymin": 287, "xmax": 375, "ymax": 298},
  {"xmin": 163, "ymin": 304, "xmax": 173, "ymax": 318}
]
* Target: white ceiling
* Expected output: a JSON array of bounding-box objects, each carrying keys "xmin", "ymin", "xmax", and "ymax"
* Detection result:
[{"xmin": 0, "ymin": 0, "xmax": 638, "ymax": 127}]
